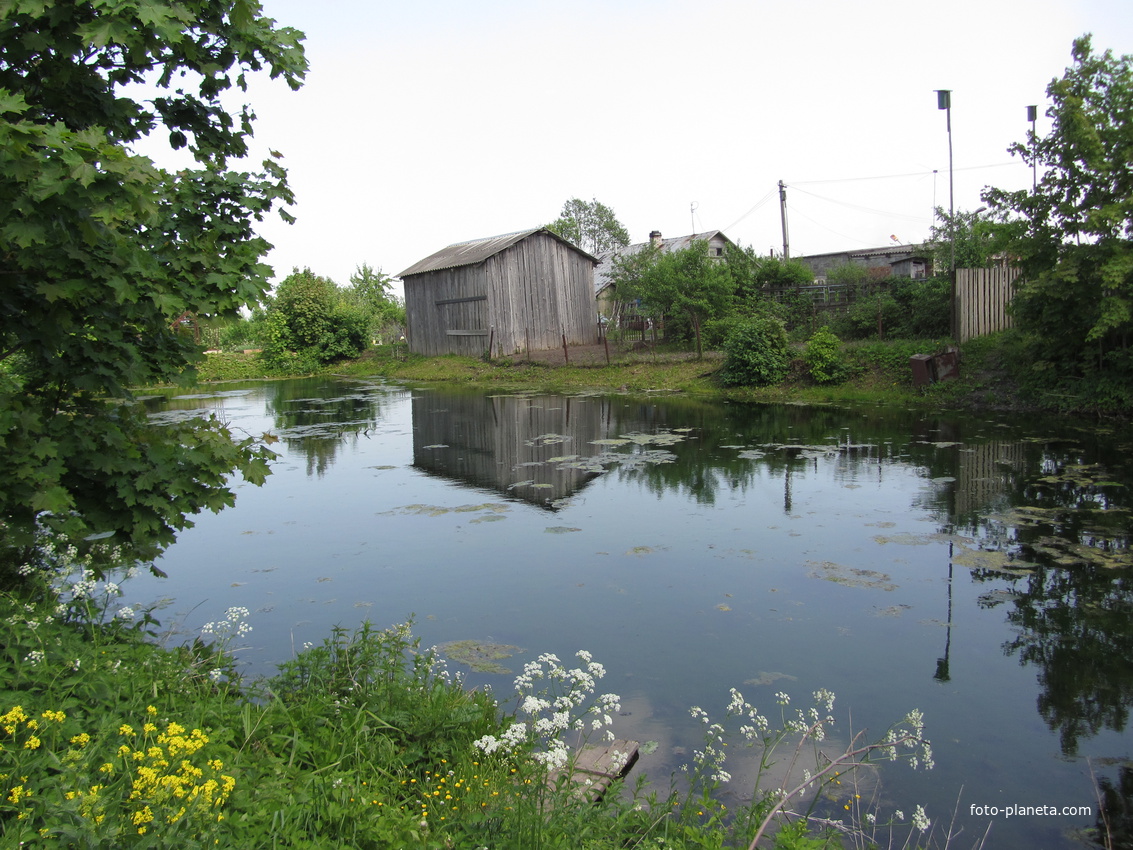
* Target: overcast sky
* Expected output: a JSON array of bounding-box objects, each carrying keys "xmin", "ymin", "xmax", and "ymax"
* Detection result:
[{"xmin": 214, "ymin": 0, "xmax": 1133, "ymax": 294}]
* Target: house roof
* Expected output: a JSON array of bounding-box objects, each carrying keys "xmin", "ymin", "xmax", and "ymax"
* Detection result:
[
  {"xmin": 798, "ymin": 244, "xmax": 929, "ymax": 263},
  {"xmin": 593, "ymin": 230, "xmax": 735, "ymax": 296},
  {"xmin": 398, "ymin": 227, "xmax": 599, "ymax": 278}
]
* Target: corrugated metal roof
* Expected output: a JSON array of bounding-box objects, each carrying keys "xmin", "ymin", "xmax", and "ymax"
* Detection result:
[
  {"xmin": 593, "ymin": 230, "xmax": 734, "ymax": 295},
  {"xmin": 399, "ymin": 228, "xmax": 598, "ymax": 278}
]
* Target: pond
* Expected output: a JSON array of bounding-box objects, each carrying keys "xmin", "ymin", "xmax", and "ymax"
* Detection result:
[{"xmin": 131, "ymin": 377, "xmax": 1133, "ymax": 849}]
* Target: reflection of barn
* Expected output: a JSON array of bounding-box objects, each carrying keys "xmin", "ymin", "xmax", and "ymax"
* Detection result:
[
  {"xmin": 399, "ymin": 228, "xmax": 599, "ymax": 358},
  {"xmin": 410, "ymin": 392, "xmax": 615, "ymax": 508}
]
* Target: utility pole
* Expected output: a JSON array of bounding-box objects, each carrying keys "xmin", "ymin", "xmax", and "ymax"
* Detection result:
[{"xmin": 778, "ymin": 180, "xmax": 790, "ymax": 260}]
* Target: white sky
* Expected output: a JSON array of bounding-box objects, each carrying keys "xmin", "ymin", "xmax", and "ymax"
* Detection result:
[{"xmin": 207, "ymin": 0, "xmax": 1133, "ymax": 295}]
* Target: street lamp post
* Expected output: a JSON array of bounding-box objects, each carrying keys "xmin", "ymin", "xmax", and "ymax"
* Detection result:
[
  {"xmin": 1027, "ymin": 105, "xmax": 1038, "ymax": 191},
  {"xmin": 936, "ymin": 89, "xmax": 956, "ymax": 338}
]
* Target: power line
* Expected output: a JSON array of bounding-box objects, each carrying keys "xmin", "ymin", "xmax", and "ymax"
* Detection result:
[
  {"xmin": 723, "ymin": 188, "xmax": 778, "ymax": 233},
  {"xmin": 790, "ymin": 185, "xmax": 928, "ymax": 224},
  {"xmin": 790, "ymin": 161, "xmax": 1021, "ymax": 186}
]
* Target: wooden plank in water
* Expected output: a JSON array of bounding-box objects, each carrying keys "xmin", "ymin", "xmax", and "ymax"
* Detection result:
[{"xmin": 564, "ymin": 739, "xmax": 640, "ymax": 802}]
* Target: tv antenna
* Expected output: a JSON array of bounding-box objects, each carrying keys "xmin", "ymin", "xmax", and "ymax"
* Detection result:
[{"xmin": 690, "ymin": 202, "xmax": 698, "ymax": 235}]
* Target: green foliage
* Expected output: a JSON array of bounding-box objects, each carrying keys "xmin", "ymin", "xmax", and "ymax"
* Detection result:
[
  {"xmin": 803, "ymin": 327, "xmax": 847, "ymax": 384},
  {"xmin": 828, "ymin": 277, "xmax": 950, "ymax": 341},
  {"xmin": 730, "ymin": 251, "xmax": 815, "ymax": 304},
  {"xmin": 826, "ymin": 262, "xmax": 872, "ymax": 290},
  {"xmin": 343, "ymin": 263, "xmax": 406, "ymax": 343},
  {"xmin": 0, "ymin": 0, "xmax": 305, "ymax": 565},
  {"xmin": 260, "ymin": 269, "xmax": 369, "ymax": 371},
  {"xmin": 547, "ymin": 197, "xmax": 630, "ymax": 255},
  {"xmin": 829, "ymin": 292, "xmax": 903, "ymax": 340},
  {"xmin": 928, "ymin": 206, "xmax": 998, "ymax": 271},
  {"xmin": 891, "ymin": 276, "xmax": 951, "ymax": 338},
  {"xmin": 614, "ymin": 240, "xmax": 734, "ymax": 357},
  {"xmin": 983, "ymin": 34, "xmax": 1133, "ymax": 381},
  {"xmin": 718, "ymin": 316, "xmax": 791, "ymax": 387}
]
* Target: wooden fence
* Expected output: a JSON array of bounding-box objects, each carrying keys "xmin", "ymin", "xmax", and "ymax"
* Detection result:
[{"xmin": 956, "ymin": 267, "xmax": 1019, "ymax": 342}]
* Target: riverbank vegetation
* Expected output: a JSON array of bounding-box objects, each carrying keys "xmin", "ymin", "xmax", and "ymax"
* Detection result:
[{"xmin": 2, "ymin": 537, "xmax": 945, "ymax": 849}]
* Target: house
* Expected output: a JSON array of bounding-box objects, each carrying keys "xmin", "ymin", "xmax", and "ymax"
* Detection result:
[
  {"xmin": 795, "ymin": 244, "xmax": 931, "ymax": 282},
  {"xmin": 593, "ymin": 229, "xmax": 736, "ymax": 319},
  {"xmin": 399, "ymin": 228, "xmax": 599, "ymax": 357}
]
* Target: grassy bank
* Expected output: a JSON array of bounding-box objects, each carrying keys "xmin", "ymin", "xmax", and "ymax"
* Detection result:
[
  {"xmin": 193, "ymin": 336, "xmax": 1011, "ymax": 412},
  {"xmin": 2, "ymin": 540, "xmax": 945, "ymax": 849},
  {"xmin": 195, "ymin": 330, "xmax": 1133, "ymax": 417}
]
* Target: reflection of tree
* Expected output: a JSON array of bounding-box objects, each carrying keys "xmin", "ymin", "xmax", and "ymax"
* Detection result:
[
  {"xmin": 264, "ymin": 378, "xmax": 389, "ymax": 477},
  {"xmin": 979, "ymin": 566, "xmax": 1133, "ymax": 755},
  {"xmin": 1094, "ymin": 762, "xmax": 1133, "ymax": 850}
]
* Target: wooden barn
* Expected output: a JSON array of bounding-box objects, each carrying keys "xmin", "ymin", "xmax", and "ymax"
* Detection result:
[{"xmin": 399, "ymin": 228, "xmax": 599, "ymax": 357}]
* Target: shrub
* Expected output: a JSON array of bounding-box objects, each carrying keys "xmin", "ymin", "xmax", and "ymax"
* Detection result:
[
  {"xmin": 829, "ymin": 292, "xmax": 903, "ymax": 340},
  {"xmin": 891, "ymin": 276, "xmax": 951, "ymax": 338},
  {"xmin": 803, "ymin": 326, "xmax": 847, "ymax": 384},
  {"xmin": 259, "ymin": 269, "xmax": 369, "ymax": 370},
  {"xmin": 718, "ymin": 316, "xmax": 790, "ymax": 387}
]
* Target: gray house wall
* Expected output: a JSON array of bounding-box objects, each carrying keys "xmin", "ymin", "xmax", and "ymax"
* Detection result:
[{"xmin": 798, "ymin": 246, "xmax": 929, "ymax": 281}]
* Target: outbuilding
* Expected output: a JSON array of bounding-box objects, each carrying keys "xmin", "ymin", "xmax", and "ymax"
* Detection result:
[{"xmin": 399, "ymin": 228, "xmax": 599, "ymax": 357}]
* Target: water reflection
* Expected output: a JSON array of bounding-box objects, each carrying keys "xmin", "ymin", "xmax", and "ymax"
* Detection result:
[
  {"xmin": 410, "ymin": 392, "xmax": 611, "ymax": 507},
  {"xmin": 981, "ymin": 565, "xmax": 1133, "ymax": 755},
  {"xmin": 264, "ymin": 379, "xmax": 395, "ymax": 477},
  {"xmin": 139, "ymin": 380, "xmax": 1133, "ymax": 848}
]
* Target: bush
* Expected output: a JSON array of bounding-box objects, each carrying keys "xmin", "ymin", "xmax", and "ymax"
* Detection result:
[
  {"xmin": 259, "ymin": 269, "xmax": 369, "ymax": 370},
  {"xmin": 829, "ymin": 292, "xmax": 903, "ymax": 340},
  {"xmin": 718, "ymin": 316, "xmax": 790, "ymax": 387},
  {"xmin": 829, "ymin": 277, "xmax": 951, "ymax": 341},
  {"xmin": 891, "ymin": 276, "xmax": 950, "ymax": 338},
  {"xmin": 803, "ymin": 327, "xmax": 848, "ymax": 384}
]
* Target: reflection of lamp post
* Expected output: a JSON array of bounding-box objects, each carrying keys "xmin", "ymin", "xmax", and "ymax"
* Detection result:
[
  {"xmin": 935, "ymin": 89, "xmax": 956, "ymax": 338},
  {"xmin": 935, "ymin": 543, "xmax": 954, "ymax": 683},
  {"xmin": 1027, "ymin": 105, "xmax": 1038, "ymax": 191}
]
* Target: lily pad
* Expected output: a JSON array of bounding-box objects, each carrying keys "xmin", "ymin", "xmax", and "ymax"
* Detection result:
[
  {"xmin": 438, "ymin": 640, "xmax": 524, "ymax": 674},
  {"xmin": 809, "ymin": 561, "xmax": 897, "ymax": 591},
  {"xmin": 743, "ymin": 671, "xmax": 798, "ymax": 687},
  {"xmin": 545, "ymin": 526, "xmax": 582, "ymax": 534}
]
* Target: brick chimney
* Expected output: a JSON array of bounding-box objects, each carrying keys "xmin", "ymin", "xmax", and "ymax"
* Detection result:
[{"xmin": 649, "ymin": 230, "xmax": 662, "ymax": 248}]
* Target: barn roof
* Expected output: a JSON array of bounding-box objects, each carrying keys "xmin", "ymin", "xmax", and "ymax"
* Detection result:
[{"xmin": 399, "ymin": 227, "xmax": 599, "ymax": 278}]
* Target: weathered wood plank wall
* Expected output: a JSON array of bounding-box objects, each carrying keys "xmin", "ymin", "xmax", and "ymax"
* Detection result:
[
  {"xmin": 404, "ymin": 232, "xmax": 597, "ymax": 357},
  {"xmin": 957, "ymin": 267, "xmax": 1019, "ymax": 342}
]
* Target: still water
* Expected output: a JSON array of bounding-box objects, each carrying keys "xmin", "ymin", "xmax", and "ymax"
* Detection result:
[{"xmin": 133, "ymin": 377, "xmax": 1133, "ymax": 849}]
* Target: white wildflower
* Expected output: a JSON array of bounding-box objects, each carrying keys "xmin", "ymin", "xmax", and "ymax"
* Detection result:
[{"xmin": 912, "ymin": 805, "xmax": 931, "ymax": 832}]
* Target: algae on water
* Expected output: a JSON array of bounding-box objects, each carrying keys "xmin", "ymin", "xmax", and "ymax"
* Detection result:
[{"xmin": 438, "ymin": 640, "xmax": 524, "ymax": 674}]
